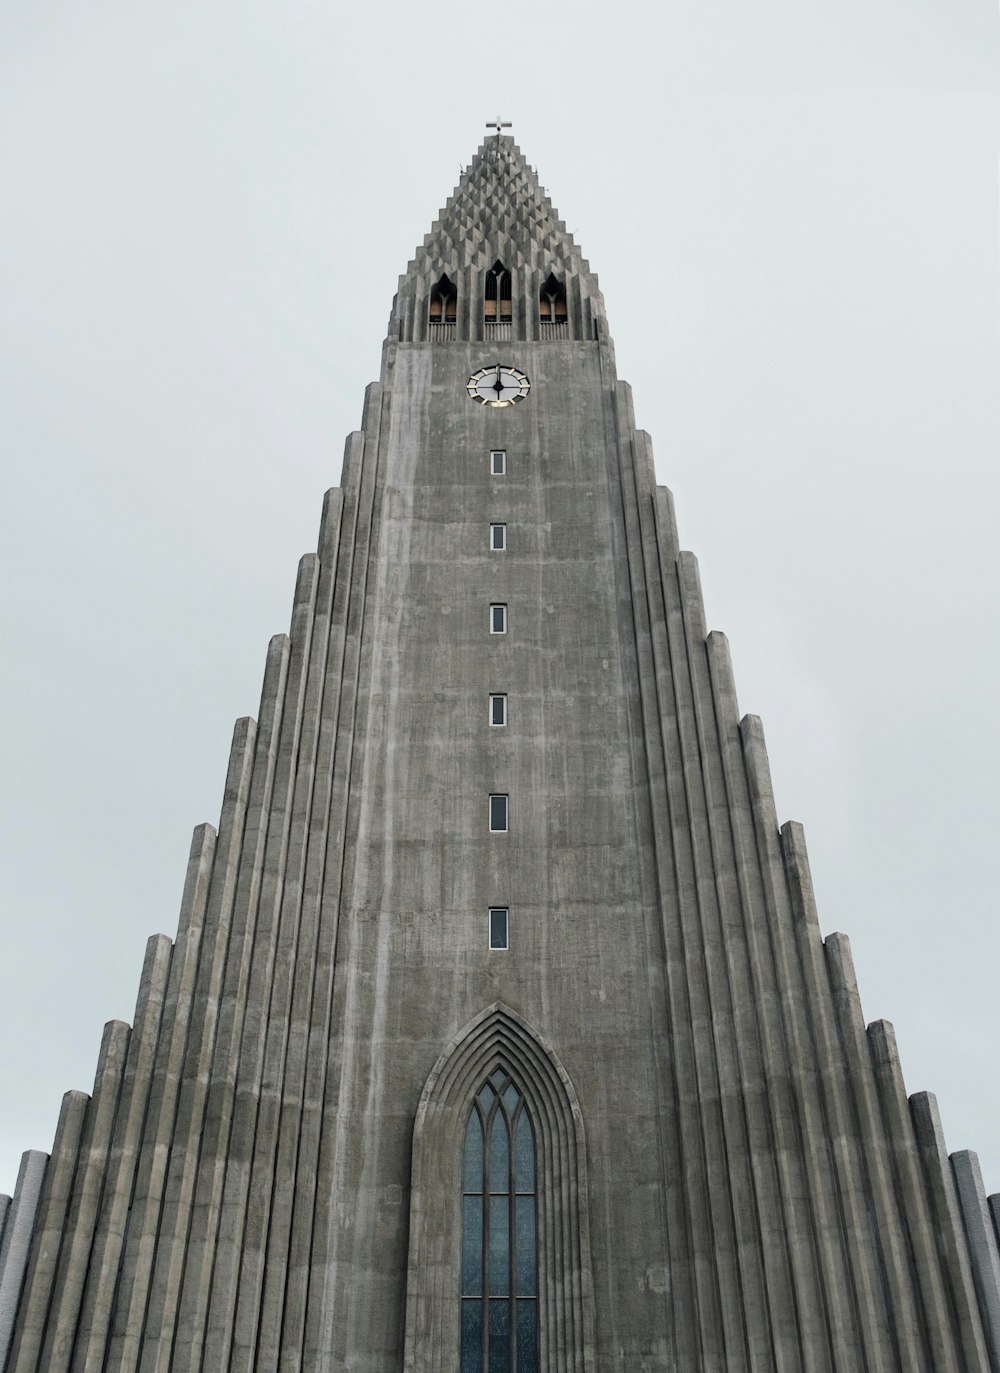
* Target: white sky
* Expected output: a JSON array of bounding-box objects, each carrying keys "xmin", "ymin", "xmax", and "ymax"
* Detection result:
[{"xmin": 1, "ymin": 2, "xmax": 998, "ymax": 1200}]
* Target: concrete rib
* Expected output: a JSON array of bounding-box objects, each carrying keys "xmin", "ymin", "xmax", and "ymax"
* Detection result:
[
  {"xmin": 739, "ymin": 717, "xmax": 859, "ymax": 1371},
  {"xmin": 278, "ymin": 462, "xmax": 367, "ymax": 1369},
  {"xmin": 200, "ymin": 556, "xmax": 320, "ymax": 1373},
  {"xmin": 909, "ymin": 1092, "xmax": 991, "ymax": 1370},
  {"xmin": 0, "ymin": 1151, "xmax": 49, "ymax": 1372},
  {"xmin": 867, "ymin": 1020, "xmax": 963, "ymax": 1368},
  {"xmin": 825, "ymin": 935, "xmax": 928, "ymax": 1370},
  {"xmin": 614, "ymin": 421, "xmax": 691, "ymax": 1365},
  {"xmin": 611, "ymin": 397, "xmax": 714, "ymax": 1367},
  {"xmin": 781, "ymin": 822, "xmax": 895, "ymax": 1370},
  {"xmin": 252, "ymin": 490, "xmax": 345, "ymax": 1368},
  {"xmin": 302, "ymin": 388, "xmax": 388, "ymax": 1365},
  {"xmin": 229, "ymin": 546, "xmax": 334, "ymax": 1364},
  {"xmin": 110, "ymin": 722, "xmax": 253, "ymax": 1373},
  {"xmin": 73, "ymin": 933, "xmax": 172, "ymax": 1370},
  {"xmin": 166, "ymin": 636, "xmax": 290, "ymax": 1373},
  {"xmin": 39, "ymin": 1021, "xmax": 130, "ymax": 1373},
  {"xmin": 707, "ymin": 636, "xmax": 831, "ymax": 1372},
  {"xmin": 951, "ymin": 1150, "xmax": 1000, "ymax": 1368}
]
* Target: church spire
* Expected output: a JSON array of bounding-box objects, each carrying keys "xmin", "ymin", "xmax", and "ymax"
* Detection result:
[{"xmin": 390, "ymin": 135, "xmax": 606, "ymax": 343}]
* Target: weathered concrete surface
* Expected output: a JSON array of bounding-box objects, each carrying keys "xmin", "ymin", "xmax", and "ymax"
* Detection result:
[
  {"xmin": 0, "ymin": 1153, "xmax": 46, "ymax": 1368},
  {"xmin": 3, "ymin": 136, "xmax": 999, "ymax": 1372},
  {"xmin": 953, "ymin": 1150, "xmax": 1000, "ymax": 1367}
]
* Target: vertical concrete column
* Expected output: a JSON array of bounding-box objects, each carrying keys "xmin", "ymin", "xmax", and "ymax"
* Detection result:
[
  {"xmin": 74, "ymin": 933, "xmax": 173, "ymax": 1371},
  {"xmin": 678, "ymin": 558, "xmax": 798, "ymax": 1371},
  {"xmin": 641, "ymin": 484, "xmax": 730, "ymax": 1369},
  {"xmin": 288, "ymin": 429, "xmax": 382, "ymax": 1363},
  {"xmin": 317, "ymin": 487, "xmax": 344, "ymax": 565},
  {"xmin": 246, "ymin": 507, "xmax": 344, "ymax": 1368},
  {"xmin": 568, "ymin": 271, "xmax": 585, "ymax": 341},
  {"xmin": 462, "ymin": 266, "xmax": 479, "ymax": 344},
  {"xmin": 204, "ymin": 553, "xmax": 320, "ymax": 1373},
  {"xmin": 607, "ymin": 394, "xmax": 703, "ymax": 1368},
  {"xmin": 634, "ymin": 449, "xmax": 703, "ymax": 1371},
  {"xmin": 0, "ymin": 1197, "xmax": 9, "ymax": 1259},
  {"xmin": 40, "ymin": 1020, "xmax": 131, "ymax": 1373},
  {"xmin": 0, "ymin": 1151, "xmax": 47, "ymax": 1370},
  {"xmin": 393, "ymin": 292, "xmax": 409, "ymax": 345},
  {"xmin": 824, "ymin": 934, "xmax": 928, "ymax": 1369},
  {"xmin": 715, "ymin": 670, "xmax": 837, "ymax": 1372},
  {"xmin": 951, "ymin": 1150, "xmax": 1000, "ymax": 1368},
  {"xmin": 741, "ymin": 720, "xmax": 863, "ymax": 1370},
  {"xmin": 867, "ymin": 1020, "xmax": 962, "ymax": 1368},
  {"xmin": 5, "ymin": 1095, "xmax": 87, "ymax": 1373},
  {"xmin": 161, "ymin": 638, "xmax": 292, "ymax": 1373},
  {"xmin": 653, "ymin": 486, "xmax": 680, "ymax": 564},
  {"xmin": 304, "ymin": 386, "xmax": 399, "ymax": 1366},
  {"xmin": 781, "ymin": 821, "xmax": 895, "ymax": 1369},
  {"xmin": 513, "ymin": 263, "xmax": 527, "ymax": 340},
  {"xmin": 909, "ymin": 1092, "xmax": 990, "ymax": 1369},
  {"xmin": 119, "ymin": 724, "xmax": 254, "ymax": 1373},
  {"xmin": 525, "ymin": 266, "xmax": 539, "ymax": 342},
  {"xmin": 248, "ymin": 400, "xmax": 379, "ymax": 1373},
  {"xmin": 416, "ymin": 271, "xmax": 430, "ymax": 344}
]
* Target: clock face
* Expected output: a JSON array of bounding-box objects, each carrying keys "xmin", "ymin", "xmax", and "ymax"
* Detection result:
[{"xmin": 467, "ymin": 364, "xmax": 530, "ymax": 408}]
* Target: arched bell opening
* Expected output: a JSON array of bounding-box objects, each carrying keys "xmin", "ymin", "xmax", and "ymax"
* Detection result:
[
  {"xmin": 539, "ymin": 272, "xmax": 567, "ymax": 325},
  {"xmin": 484, "ymin": 260, "xmax": 512, "ymax": 323},
  {"xmin": 429, "ymin": 272, "xmax": 458, "ymax": 325}
]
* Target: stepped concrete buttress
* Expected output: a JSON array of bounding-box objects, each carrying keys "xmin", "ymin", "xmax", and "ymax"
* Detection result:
[{"xmin": 2, "ymin": 136, "xmax": 999, "ymax": 1372}]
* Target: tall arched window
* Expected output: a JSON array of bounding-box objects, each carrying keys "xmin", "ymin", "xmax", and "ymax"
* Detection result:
[
  {"xmin": 539, "ymin": 272, "xmax": 567, "ymax": 324},
  {"xmin": 484, "ymin": 261, "xmax": 512, "ymax": 322},
  {"xmin": 461, "ymin": 1068, "xmax": 537, "ymax": 1372},
  {"xmin": 429, "ymin": 273, "xmax": 458, "ymax": 324}
]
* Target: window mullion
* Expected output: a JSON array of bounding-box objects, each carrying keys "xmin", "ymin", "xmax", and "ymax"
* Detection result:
[
  {"xmin": 509, "ymin": 1102, "xmax": 517, "ymax": 1373},
  {"xmin": 482, "ymin": 1103, "xmax": 490, "ymax": 1370},
  {"xmin": 482, "ymin": 1185, "xmax": 490, "ymax": 1370}
]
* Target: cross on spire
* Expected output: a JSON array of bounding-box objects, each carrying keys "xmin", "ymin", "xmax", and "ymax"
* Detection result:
[{"xmin": 487, "ymin": 115, "xmax": 512, "ymax": 145}]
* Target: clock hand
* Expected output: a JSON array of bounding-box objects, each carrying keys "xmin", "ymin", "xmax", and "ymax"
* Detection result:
[{"xmin": 494, "ymin": 366, "xmax": 503, "ymax": 395}]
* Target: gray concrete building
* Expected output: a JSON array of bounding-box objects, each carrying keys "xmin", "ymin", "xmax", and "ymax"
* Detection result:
[{"xmin": 2, "ymin": 133, "xmax": 999, "ymax": 1371}]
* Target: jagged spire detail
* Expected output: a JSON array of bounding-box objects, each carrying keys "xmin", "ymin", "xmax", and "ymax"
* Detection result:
[{"xmin": 389, "ymin": 137, "xmax": 605, "ymax": 344}]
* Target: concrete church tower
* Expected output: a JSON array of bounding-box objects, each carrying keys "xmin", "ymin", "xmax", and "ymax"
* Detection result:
[{"xmin": 2, "ymin": 132, "xmax": 1000, "ymax": 1372}]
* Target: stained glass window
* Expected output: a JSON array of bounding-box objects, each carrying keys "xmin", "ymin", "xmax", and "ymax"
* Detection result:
[{"xmin": 461, "ymin": 1070, "xmax": 537, "ymax": 1372}]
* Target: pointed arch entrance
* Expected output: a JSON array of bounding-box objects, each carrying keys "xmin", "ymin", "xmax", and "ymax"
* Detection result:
[{"xmin": 403, "ymin": 1004, "xmax": 596, "ymax": 1373}]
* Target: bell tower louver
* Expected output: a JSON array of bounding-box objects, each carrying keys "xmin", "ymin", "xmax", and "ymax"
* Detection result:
[{"xmin": 1, "ymin": 133, "xmax": 999, "ymax": 1372}]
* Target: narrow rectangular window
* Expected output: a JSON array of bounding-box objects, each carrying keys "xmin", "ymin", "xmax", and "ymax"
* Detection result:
[
  {"xmin": 490, "ymin": 604, "xmax": 507, "ymax": 635},
  {"xmin": 490, "ymin": 449, "xmax": 506, "ymax": 475},
  {"xmin": 489, "ymin": 693, "xmax": 507, "ymax": 727},
  {"xmin": 489, "ymin": 908, "xmax": 509, "ymax": 950},
  {"xmin": 489, "ymin": 794, "xmax": 508, "ymax": 832},
  {"xmin": 490, "ymin": 523, "xmax": 507, "ymax": 551}
]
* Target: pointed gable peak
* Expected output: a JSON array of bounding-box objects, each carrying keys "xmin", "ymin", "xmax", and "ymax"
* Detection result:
[
  {"xmin": 391, "ymin": 134, "xmax": 605, "ymax": 344},
  {"xmin": 410, "ymin": 136, "xmax": 588, "ymax": 277}
]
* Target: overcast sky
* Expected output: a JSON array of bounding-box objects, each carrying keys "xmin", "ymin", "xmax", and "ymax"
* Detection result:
[{"xmin": 1, "ymin": 2, "xmax": 998, "ymax": 1200}]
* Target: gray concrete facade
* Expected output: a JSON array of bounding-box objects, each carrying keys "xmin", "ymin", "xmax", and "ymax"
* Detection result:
[{"xmin": 2, "ymin": 136, "xmax": 999, "ymax": 1370}]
